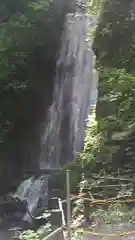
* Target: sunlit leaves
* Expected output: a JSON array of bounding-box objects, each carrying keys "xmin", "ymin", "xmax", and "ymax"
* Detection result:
[{"xmin": 87, "ymin": 0, "xmax": 103, "ymax": 16}]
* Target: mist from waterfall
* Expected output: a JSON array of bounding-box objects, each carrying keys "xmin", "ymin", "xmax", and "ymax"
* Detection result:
[{"xmin": 14, "ymin": 8, "xmax": 98, "ymax": 221}]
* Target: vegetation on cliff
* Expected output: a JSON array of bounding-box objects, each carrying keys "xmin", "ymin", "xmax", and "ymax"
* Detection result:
[
  {"xmin": 0, "ymin": 0, "xmax": 73, "ymax": 177},
  {"xmin": 0, "ymin": 0, "xmax": 69, "ymax": 149},
  {"xmin": 79, "ymin": 0, "xmax": 135, "ymax": 182},
  {"xmin": 50, "ymin": 0, "xmax": 135, "ymax": 198}
]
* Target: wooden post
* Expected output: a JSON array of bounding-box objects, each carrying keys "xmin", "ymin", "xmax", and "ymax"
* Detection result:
[
  {"xmin": 118, "ymin": 168, "xmax": 121, "ymax": 190},
  {"xmin": 84, "ymin": 192, "xmax": 90, "ymax": 222},
  {"xmin": 66, "ymin": 170, "xmax": 71, "ymax": 240},
  {"xmin": 104, "ymin": 169, "xmax": 107, "ymax": 196}
]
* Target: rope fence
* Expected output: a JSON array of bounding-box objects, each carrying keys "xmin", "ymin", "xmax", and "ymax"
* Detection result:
[
  {"xmin": 73, "ymin": 228, "xmax": 135, "ymax": 237},
  {"xmin": 34, "ymin": 169, "xmax": 135, "ymax": 239},
  {"xmin": 82, "ymin": 198, "xmax": 135, "ymax": 205}
]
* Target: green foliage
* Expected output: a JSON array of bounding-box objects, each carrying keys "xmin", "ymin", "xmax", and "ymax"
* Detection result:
[
  {"xmin": 97, "ymin": 68, "xmax": 135, "ymax": 171},
  {"xmin": 72, "ymin": 202, "xmax": 135, "ymax": 240},
  {"xmin": 91, "ymin": 203, "xmax": 135, "ymax": 224},
  {"xmin": 93, "ymin": 0, "xmax": 135, "ymax": 71},
  {"xmin": 79, "ymin": 67, "xmax": 135, "ymax": 176},
  {"xmin": 87, "ymin": 0, "xmax": 103, "ymax": 16},
  {"xmin": 79, "ymin": 110, "xmax": 100, "ymax": 171},
  {"xmin": 19, "ymin": 223, "xmax": 83, "ymax": 240},
  {"xmin": 0, "ymin": 0, "xmax": 67, "ymax": 145},
  {"xmin": 98, "ymin": 68, "xmax": 135, "ymax": 130},
  {"xmin": 72, "ymin": 231, "xmax": 83, "ymax": 240},
  {"xmin": 73, "ymin": 0, "xmax": 135, "ymax": 227},
  {"xmin": 80, "ymin": 0, "xmax": 135, "ymax": 175},
  {"xmin": 19, "ymin": 225, "xmax": 51, "ymax": 240},
  {"xmin": 20, "ymin": 230, "xmax": 41, "ymax": 240}
]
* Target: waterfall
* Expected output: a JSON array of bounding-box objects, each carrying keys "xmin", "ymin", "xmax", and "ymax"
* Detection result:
[
  {"xmin": 39, "ymin": 14, "xmax": 98, "ymax": 168},
  {"xmin": 14, "ymin": 6, "xmax": 98, "ymax": 222}
]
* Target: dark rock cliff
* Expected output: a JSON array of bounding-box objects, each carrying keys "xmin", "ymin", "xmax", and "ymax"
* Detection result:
[{"xmin": 0, "ymin": 0, "xmax": 75, "ymax": 195}]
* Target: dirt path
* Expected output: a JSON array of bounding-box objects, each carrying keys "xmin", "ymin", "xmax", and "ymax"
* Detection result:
[{"xmin": 83, "ymin": 223, "xmax": 135, "ymax": 240}]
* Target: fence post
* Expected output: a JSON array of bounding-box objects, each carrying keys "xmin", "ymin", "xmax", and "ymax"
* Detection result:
[
  {"xmin": 84, "ymin": 192, "xmax": 90, "ymax": 222},
  {"xmin": 66, "ymin": 169, "xmax": 71, "ymax": 240},
  {"xmin": 118, "ymin": 168, "xmax": 121, "ymax": 190},
  {"xmin": 104, "ymin": 169, "xmax": 107, "ymax": 196}
]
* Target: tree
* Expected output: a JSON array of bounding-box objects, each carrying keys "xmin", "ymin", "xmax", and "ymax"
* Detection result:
[{"xmin": 0, "ymin": 0, "xmax": 66, "ymax": 145}]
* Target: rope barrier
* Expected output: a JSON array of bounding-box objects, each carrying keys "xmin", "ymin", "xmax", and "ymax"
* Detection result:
[
  {"xmin": 75, "ymin": 228, "xmax": 135, "ymax": 237},
  {"xmin": 71, "ymin": 196, "xmax": 135, "ymax": 237},
  {"xmin": 66, "ymin": 193, "xmax": 135, "ymax": 205},
  {"xmin": 83, "ymin": 198, "xmax": 135, "ymax": 205}
]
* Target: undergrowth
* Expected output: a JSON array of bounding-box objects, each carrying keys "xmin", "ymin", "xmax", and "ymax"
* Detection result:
[
  {"xmin": 18, "ymin": 224, "xmax": 51, "ymax": 240},
  {"xmin": 91, "ymin": 203, "xmax": 135, "ymax": 224}
]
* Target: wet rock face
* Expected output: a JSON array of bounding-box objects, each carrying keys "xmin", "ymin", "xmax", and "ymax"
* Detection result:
[
  {"xmin": 0, "ymin": 0, "xmax": 71, "ymax": 191},
  {"xmin": 0, "ymin": 198, "xmax": 26, "ymax": 217},
  {"xmin": 0, "ymin": 196, "xmax": 28, "ymax": 229},
  {"xmin": 0, "ymin": 196, "xmax": 27, "ymax": 217},
  {"xmin": 39, "ymin": 14, "xmax": 97, "ymax": 168},
  {"xmin": 0, "ymin": 195, "xmax": 49, "ymax": 232}
]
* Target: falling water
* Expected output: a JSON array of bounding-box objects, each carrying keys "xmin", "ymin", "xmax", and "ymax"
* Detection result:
[
  {"xmin": 14, "ymin": 6, "xmax": 98, "ymax": 221},
  {"xmin": 39, "ymin": 14, "xmax": 98, "ymax": 168}
]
